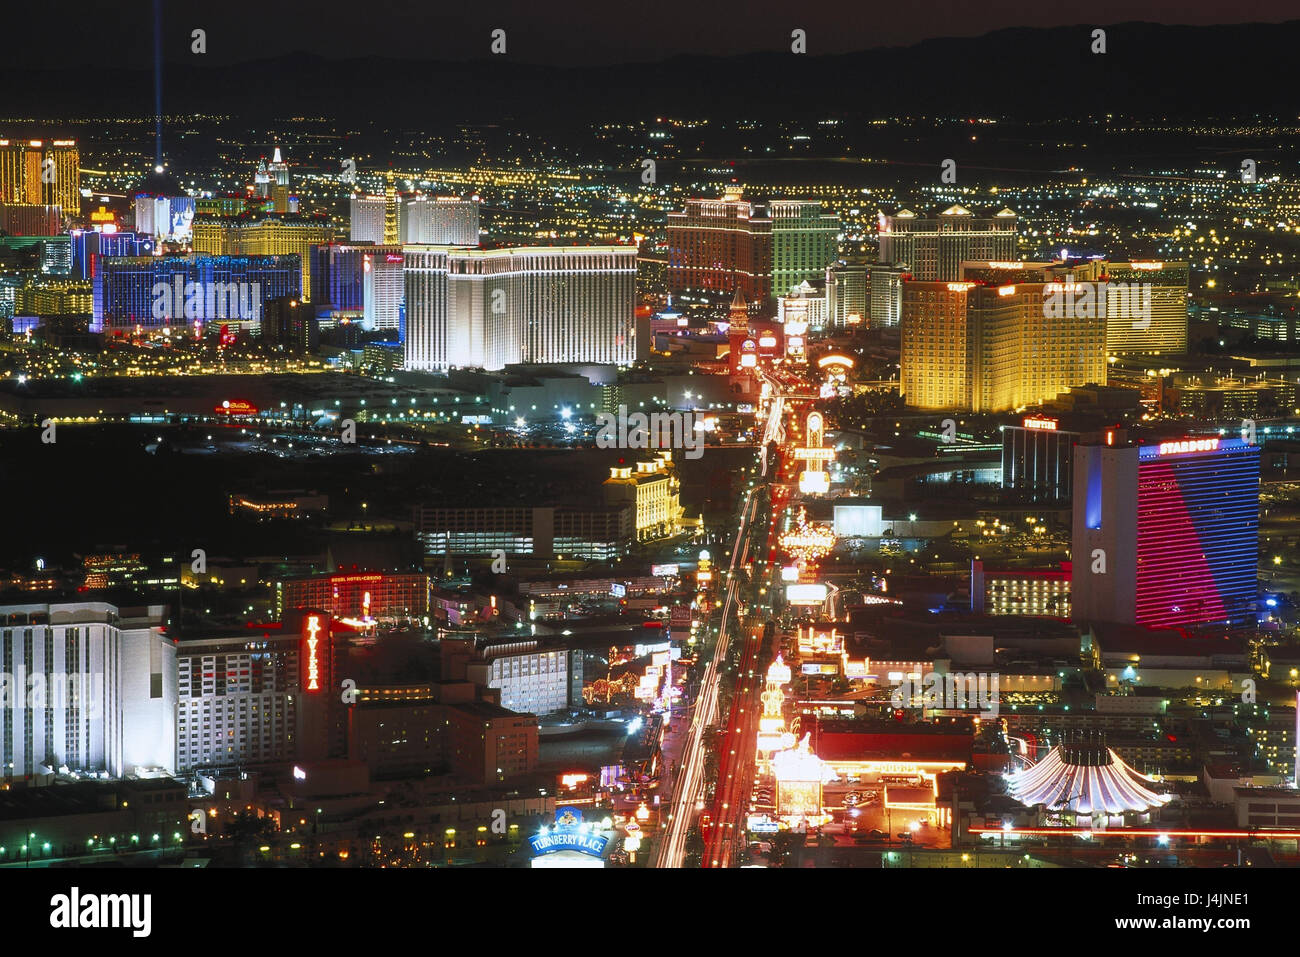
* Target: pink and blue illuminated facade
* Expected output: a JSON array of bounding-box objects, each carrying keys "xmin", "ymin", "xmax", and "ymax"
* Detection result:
[{"xmin": 1072, "ymin": 436, "xmax": 1259, "ymax": 630}]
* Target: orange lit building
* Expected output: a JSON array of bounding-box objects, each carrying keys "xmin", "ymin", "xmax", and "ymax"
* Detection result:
[
  {"xmin": 667, "ymin": 190, "xmax": 772, "ymax": 308},
  {"xmin": 277, "ymin": 571, "xmax": 430, "ymax": 625}
]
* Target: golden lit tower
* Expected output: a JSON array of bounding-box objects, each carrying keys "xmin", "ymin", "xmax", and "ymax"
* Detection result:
[
  {"xmin": 383, "ymin": 171, "xmax": 399, "ymax": 245},
  {"xmin": 0, "ymin": 138, "xmax": 79, "ymax": 213}
]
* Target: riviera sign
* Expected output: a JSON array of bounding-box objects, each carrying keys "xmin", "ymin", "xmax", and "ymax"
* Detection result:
[{"xmin": 304, "ymin": 615, "xmax": 322, "ymax": 692}]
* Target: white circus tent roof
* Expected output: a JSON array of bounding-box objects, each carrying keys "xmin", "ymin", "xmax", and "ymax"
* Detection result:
[{"xmin": 1008, "ymin": 745, "xmax": 1169, "ymax": 815}]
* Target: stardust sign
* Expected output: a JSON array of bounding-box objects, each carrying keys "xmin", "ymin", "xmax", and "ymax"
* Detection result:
[
  {"xmin": 529, "ymin": 806, "xmax": 609, "ymax": 858},
  {"xmin": 1158, "ymin": 437, "xmax": 1219, "ymax": 456}
]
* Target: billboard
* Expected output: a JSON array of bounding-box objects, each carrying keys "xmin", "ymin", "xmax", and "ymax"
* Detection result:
[
  {"xmin": 800, "ymin": 662, "xmax": 840, "ymax": 676},
  {"xmin": 786, "ymin": 584, "xmax": 828, "ymax": 605}
]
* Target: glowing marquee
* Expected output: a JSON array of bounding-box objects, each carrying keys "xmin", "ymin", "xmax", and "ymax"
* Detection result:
[
  {"xmin": 304, "ymin": 615, "xmax": 323, "ymax": 692},
  {"xmin": 779, "ymin": 507, "xmax": 836, "ymax": 563},
  {"xmin": 1023, "ymin": 416, "xmax": 1058, "ymax": 431},
  {"xmin": 795, "ymin": 411, "xmax": 835, "ymax": 494}
]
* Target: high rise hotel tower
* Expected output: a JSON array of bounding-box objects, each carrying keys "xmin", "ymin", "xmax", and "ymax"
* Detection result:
[
  {"xmin": 0, "ymin": 602, "xmax": 176, "ymax": 780},
  {"xmin": 1100, "ymin": 261, "xmax": 1188, "ymax": 356},
  {"xmin": 666, "ymin": 191, "xmax": 840, "ymax": 308},
  {"xmin": 877, "ymin": 205, "xmax": 1018, "ymax": 281},
  {"xmin": 1072, "ymin": 436, "xmax": 1260, "ymax": 630},
  {"xmin": 400, "ymin": 196, "xmax": 480, "ymax": 245},
  {"xmin": 667, "ymin": 190, "xmax": 772, "ymax": 307},
  {"xmin": 900, "ymin": 261, "xmax": 1108, "ymax": 412},
  {"xmin": 0, "ymin": 138, "xmax": 80, "ymax": 214},
  {"xmin": 404, "ymin": 245, "xmax": 636, "ymax": 372}
]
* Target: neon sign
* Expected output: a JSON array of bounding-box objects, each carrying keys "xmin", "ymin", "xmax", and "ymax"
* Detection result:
[
  {"xmin": 529, "ymin": 806, "xmax": 609, "ymax": 858},
  {"xmin": 1158, "ymin": 438, "xmax": 1219, "ymax": 456},
  {"xmin": 216, "ymin": 399, "xmax": 258, "ymax": 416},
  {"xmin": 1023, "ymin": 417, "xmax": 1058, "ymax": 431},
  {"xmin": 304, "ymin": 615, "xmax": 322, "ymax": 692}
]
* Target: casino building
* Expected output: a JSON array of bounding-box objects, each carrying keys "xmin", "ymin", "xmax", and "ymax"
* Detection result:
[
  {"xmin": 175, "ymin": 628, "xmax": 302, "ymax": 774},
  {"xmin": 1001, "ymin": 416, "xmax": 1077, "ymax": 503},
  {"xmin": 602, "ymin": 455, "xmax": 684, "ymax": 543},
  {"xmin": 175, "ymin": 611, "xmax": 348, "ymax": 774},
  {"xmin": 92, "ymin": 254, "xmax": 301, "ymax": 333},
  {"xmin": 310, "ymin": 242, "xmax": 405, "ymax": 330},
  {"xmin": 403, "ymin": 244, "xmax": 636, "ymax": 372},
  {"xmin": 1072, "ymin": 435, "xmax": 1260, "ymax": 630},
  {"xmin": 412, "ymin": 504, "xmax": 633, "ymax": 560},
  {"xmin": 276, "ymin": 572, "xmax": 429, "ymax": 626}
]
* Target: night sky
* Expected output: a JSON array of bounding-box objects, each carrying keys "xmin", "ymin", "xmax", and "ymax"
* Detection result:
[{"xmin": 11, "ymin": 0, "xmax": 1300, "ymax": 67}]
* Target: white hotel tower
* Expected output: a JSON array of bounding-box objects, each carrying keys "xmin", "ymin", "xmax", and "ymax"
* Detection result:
[
  {"xmin": 404, "ymin": 245, "xmax": 637, "ymax": 372},
  {"xmin": 400, "ymin": 196, "xmax": 480, "ymax": 245},
  {"xmin": 0, "ymin": 602, "xmax": 176, "ymax": 780}
]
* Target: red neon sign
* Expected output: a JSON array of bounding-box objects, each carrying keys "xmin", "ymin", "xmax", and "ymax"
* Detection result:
[
  {"xmin": 304, "ymin": 615, "xmax": 323, "ymax": 692},
  {"xmin": 216, "ymin": 399, "xmax": 258, "ymax": 416}
]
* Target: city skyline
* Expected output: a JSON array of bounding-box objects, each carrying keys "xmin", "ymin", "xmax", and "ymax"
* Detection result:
[{"xmin": 0, "ymin": 7, "xmax": 1297, "ymax": 928}]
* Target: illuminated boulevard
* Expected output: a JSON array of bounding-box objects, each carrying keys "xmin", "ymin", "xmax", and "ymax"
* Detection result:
[
  {"xmin": 657, "ymin": 371, "xmax": 812, "ymax": 868},
  {"xmin": 702, "ymin": 482, "xmax": 790, "ymax": 867},
  {"xmin": 655, "ymin": 479, "xmax": 770, "ymax": 868}
]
